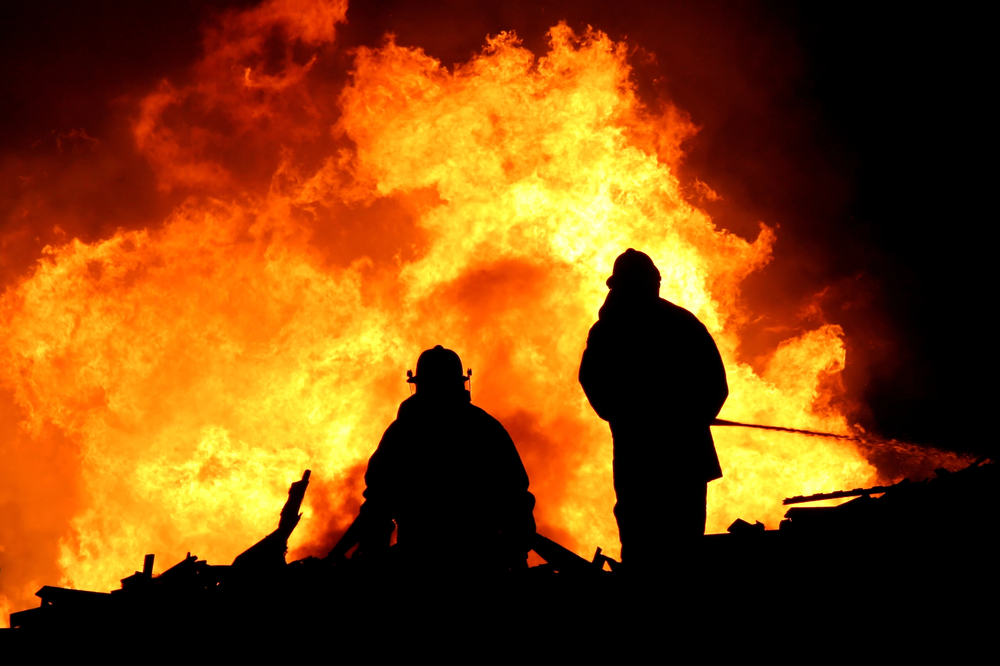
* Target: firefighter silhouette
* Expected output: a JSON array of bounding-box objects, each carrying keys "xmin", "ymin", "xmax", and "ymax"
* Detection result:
[
  {"xmin": 579, "ymin": 249, "xmax": 728, "ymax": 569},
  {"xmin": 355, "ymin": 345, "xmax": 536, "ymax": 573}
]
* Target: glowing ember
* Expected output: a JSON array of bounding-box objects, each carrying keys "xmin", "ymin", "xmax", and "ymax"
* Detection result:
[{"xmin": 1, "ymin": 0, "xmax": 907, "ymax": 619}]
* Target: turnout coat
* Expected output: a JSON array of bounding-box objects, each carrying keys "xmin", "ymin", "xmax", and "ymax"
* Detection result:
[
  {"xmin": 358, "ymin": 391, "xmax": 536, "ymax": 567},
  {"xmin": 579, "ymin": 291, "xmax": 728, "ymax": 487}
]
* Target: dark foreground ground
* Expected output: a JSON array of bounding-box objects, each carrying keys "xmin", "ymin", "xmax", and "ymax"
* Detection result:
[{"xmin": 4, "ymin": 460, "xmax": 997, "ymax": 655}]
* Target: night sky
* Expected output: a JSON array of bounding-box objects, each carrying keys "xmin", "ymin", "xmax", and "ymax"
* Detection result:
[{"xmin": 0, "ymin": 1, "xmax": 989, "ymax": 453}]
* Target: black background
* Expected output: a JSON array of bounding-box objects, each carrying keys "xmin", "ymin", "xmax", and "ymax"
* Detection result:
[{"xmin": 0, "ymin": 1, "xmax": 990, "ymax": 452}]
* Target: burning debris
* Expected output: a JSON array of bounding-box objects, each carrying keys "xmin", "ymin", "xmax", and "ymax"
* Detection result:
[
  {"xmin": 9, "ymin": 471, "xmax": 316, "ymax": 630},
  {"xmin": 8, "ymin": 457, "xmax": 996, "ymax": 632},
  {"xmin": 776, "ymin": 457, "xmax": 997, "ymax": 539},
  {"xmin": 7, "ymin": 467, "xmax": 616, "ymax": 631},
  {"xmin": 701, "ymin": 456, "xmax": 1000, "ymax": 604}
]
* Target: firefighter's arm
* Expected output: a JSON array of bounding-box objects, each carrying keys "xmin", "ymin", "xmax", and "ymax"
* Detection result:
[
  {"xmin": 579, "ymin": 324, "xmax": 618, "ymax": 421},
  {"xmin": 695, "ymin": 322, "xmax": 729, "ymax": 422},
  {"xmin": 355, "ymin": 423, "xmax": 400, "ymax": 555},
  {"xmin": 495, "ymin": 425, "xmax": 537, "ymax": 566}
]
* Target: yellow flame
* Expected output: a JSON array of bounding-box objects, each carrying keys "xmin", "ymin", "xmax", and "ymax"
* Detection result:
[{"xmin": 0, "ymin": 3, "xmax": 879, "ymax": 610}]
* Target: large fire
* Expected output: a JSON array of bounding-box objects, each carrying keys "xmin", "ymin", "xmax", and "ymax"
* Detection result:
[{"xmin": 1, "ymin": 0, "xmax": 944, "ymax": 622}]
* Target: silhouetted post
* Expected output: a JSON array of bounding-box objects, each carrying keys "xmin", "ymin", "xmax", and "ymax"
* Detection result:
[
  {"xmin": 231, "ymin": 470, "xmax": 311, "ymax": 571},
  {"xmin": 579, "ymin": 249, "xmax": 728, "ymax": 573}
]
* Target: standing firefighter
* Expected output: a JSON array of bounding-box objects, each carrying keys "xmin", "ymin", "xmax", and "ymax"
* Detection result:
[
  {"xmin": 353, "ymin": 345, "xmax": 536, "ymax": 574},
  {"xmin": 579, "ymin": 249, "xmax": 728, "ymax": 570}
]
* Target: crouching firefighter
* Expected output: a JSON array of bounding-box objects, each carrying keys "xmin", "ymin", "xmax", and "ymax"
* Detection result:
[{"xmin": 328, "ymin": 345, "xmax": 536, "ymax": 575}]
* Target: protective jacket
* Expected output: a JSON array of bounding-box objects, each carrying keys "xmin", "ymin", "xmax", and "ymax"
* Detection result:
[
  {"xmin": 579, "ymin": 291, "xmax": 728, "ymax": 483},
  {"xmin": 358, "ymin": 391, "xmax": 536, "ymax": 569}
]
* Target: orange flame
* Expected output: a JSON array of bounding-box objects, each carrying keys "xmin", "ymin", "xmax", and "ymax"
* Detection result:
[{"xmin": 1, "ymin": 0, "xmax": 920, "ymax": 619}]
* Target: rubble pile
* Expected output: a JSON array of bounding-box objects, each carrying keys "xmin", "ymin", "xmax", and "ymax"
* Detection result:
[{"xmin": 7, "ymin": 458, "xmax": 996, "ymax": 634}]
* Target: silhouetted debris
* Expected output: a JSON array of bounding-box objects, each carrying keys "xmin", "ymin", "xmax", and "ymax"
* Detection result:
[
  {"xmin": 8, "ymin": 472, "xmax": 315, "ymax": 630},
  {"xmin": 7, "ymin": 467, "xmax": 611, "ymax": 633},
  {"xmin": 9, "ymin": 459, "xmax": 996, "ymax": 638},
  {"xmin": 118, "ymin": 553, "xmax": 154, "ymax": 591},
  {"xmin": 775, "ymin": 457, "xmax": 995, "ymax": 537},
  {"xmin": 324, "ymin": 513, "xmax": 365, "ymax": 564},
  {"xmin": 727, "ymin": 518, "xmax": 765, "ymax": 534},
  {"xmin": 530, "ymin": 533, "xmax": 617, "ymax": 573},
  {"xmin": 701, "ymin": 457, "xmax": 998, "ymax": 605},
  {"xmin": 783, "ymin": 482, "xmax": 901, "ymax": 505},
  {"xmin": 232, "ymin": 469, "xmax": 311, "ymax": 572}
]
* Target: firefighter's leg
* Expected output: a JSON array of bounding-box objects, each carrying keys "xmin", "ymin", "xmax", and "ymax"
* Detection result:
[{"xmin": 614, "ymin": 497, "xmax": 661, "ymax": 571}]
